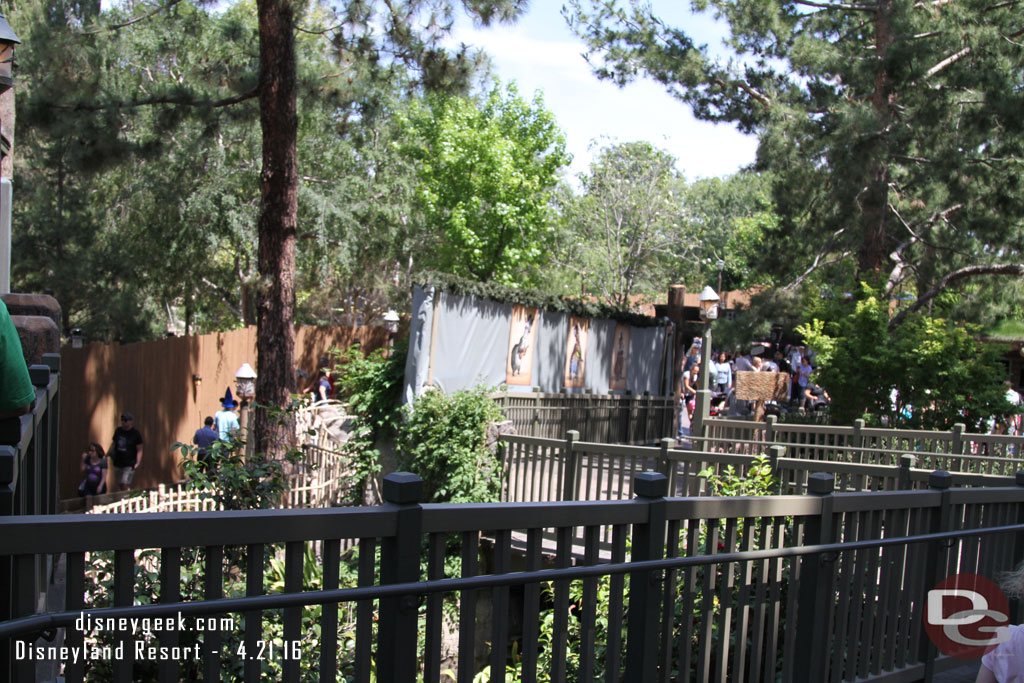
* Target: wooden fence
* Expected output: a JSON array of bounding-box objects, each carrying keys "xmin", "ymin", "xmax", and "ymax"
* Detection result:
[
  {"xmin": 85, "ymin": 444, "xmax": 354, "ymax": 515},
  {"xmin": 499, "ymin": 432, "xmax": 1024, "ymax": 504},
  {"xmin": 492, "ymin": 391, "xmax": 675, "ymax": 444},
  {"xmin": 58, "ymin": 324, "xmax": 388, "ymax": 499},
  {"xmin": 705, "ymin": 415, "xmax": 1024, "ymax": 466}
]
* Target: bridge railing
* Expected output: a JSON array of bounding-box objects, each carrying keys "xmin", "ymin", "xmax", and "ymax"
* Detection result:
[
  {"xmin": 1, "ymin": 471, "xmax": 1021, "ymax": 682},
  {"xmin": 499, "ymin": 431, "xmax": 1024, "ymax": 503}
]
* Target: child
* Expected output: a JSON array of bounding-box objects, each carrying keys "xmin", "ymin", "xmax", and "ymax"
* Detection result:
[{"xmin": 78, "ymin": 443, "xmax": 108, "ymax": 497}]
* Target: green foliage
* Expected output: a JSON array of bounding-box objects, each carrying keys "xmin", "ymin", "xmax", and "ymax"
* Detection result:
[
  {"xmin": 330, "ymin": 342, "xmax": 407, "ymax": 503},
  {"xmin": 413, "ymin": 270, "xmax": 668, "ymax": 327},
  {"xmin": 397, "ymin": 386, "xmax": 505, "ymax": 503},
  {"xmin": 797, "ymin": 287, "xmax": 1016, "ymax": 430},
  {"xmin": 698, "ymin": 455, "xmax": 777, "ymax": 498},
  {"xmin": 566, "ymin": 141, "xmax": 689, "ymax": 306},
  {"xmin": 398, "ymin": 82, "xmax": 570, "ymax": 285}
]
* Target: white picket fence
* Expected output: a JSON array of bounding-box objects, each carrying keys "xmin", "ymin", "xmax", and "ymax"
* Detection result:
[{"xmin": 88, "ymin": 402, "xmax": 357, "ymax": 515}]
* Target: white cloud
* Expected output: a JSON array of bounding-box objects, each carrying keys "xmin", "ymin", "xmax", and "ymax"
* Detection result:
[{"xmin": 449, "ymin": 18, "xmax": 758, "ymax": 186}]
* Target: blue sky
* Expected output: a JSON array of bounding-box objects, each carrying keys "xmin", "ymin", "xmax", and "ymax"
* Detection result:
[{"xmin": 450, "ymin": 2, "xmax": 759, "ymax": 184}]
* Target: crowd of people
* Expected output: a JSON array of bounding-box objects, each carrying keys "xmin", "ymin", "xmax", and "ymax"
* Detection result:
[{"xmin": 678, "ymin": 339, "xmax": 828, "ymax": 430}]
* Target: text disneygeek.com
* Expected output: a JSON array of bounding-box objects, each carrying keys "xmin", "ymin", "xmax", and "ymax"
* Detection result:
[{"xmin": 14, "ymin": 612, "xmax": 239, "ymax": 664}]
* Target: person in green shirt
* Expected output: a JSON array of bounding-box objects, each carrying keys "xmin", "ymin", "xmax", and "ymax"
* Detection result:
[{"xmin": 0, "ymin": 299, "xmax": 34, "ymax": 418}]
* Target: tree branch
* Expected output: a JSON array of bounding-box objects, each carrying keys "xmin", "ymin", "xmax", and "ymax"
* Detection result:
[
  {"xmin": 201, "ymin": 277, "xmax": 242, "ymax": 319},
  {"xmin": 715, "ymin": 78, "xmax": 771, "ymax": 108},
  {"xmin": 55, "ymin": 88, "xmax": 259, "ymax": 112},
  {"xmin": 794, "ymin": 0, "xmax": 878, "ymax": 11},
  {"xmin": 924, "ymin": 47, "xmax": 972, "ymax": 79},
  {"xmin": 889, "ymin": 263, "xmax": 1024, "ymax": 329},
  {"xmin": 783, "ymin": 251, "xmax": 855, "ymax": 291}
]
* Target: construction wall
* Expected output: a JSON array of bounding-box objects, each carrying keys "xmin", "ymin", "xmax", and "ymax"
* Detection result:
[
  {"xmin": 59, "ymin": 324, "xmax": 388, "ymax": 499},
  {"xmin": 404, "ymin": 285, "xmax": 671, "ymax": 403}
]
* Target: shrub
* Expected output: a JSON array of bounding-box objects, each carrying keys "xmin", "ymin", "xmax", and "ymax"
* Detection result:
[
  {"xmin": 397, "ymin": 385, "xmax": 504, "ymax": 503},
  {"xmin": 330, "ymin": 341, "xmax": 406, "ymax": 503}
]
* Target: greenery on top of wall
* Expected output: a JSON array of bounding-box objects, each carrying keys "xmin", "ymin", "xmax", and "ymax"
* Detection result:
[{"xmin": 413, "ymin": 271, "xmax": 668, "ymax": 328}]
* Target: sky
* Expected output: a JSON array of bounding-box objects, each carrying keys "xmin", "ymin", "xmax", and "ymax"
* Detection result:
[{"xmin": 449, "ymin": 2, "xmax": 760, "ymax": 184}]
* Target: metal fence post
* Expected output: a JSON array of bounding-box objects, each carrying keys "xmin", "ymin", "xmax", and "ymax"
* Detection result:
[
  {"xmin": 794, "ymin": 472, "xmax": 836, "ymax": 683},
  {"xmin": 898, "ymin": 455, "xmax": 916, "ymax": 490},
  {"xmin": 625, "ymin": 472, "xmax": 668, "ymax": 681},
  {"xmin": 768, "ymin": 444, "xmax": 785, "ymax": 495},
  {"xmin": 561, "ymin": 430, "xmax": 579, "ymax": 501},
  {"xmin": 920, "ymin": 470, "xmax": 953, "ymax": 679},
  {"xmin": 378, "ymin": 472, "xmax": 424, "ymax": 683}
]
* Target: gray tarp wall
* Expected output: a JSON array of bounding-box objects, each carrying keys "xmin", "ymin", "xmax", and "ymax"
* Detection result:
[{"xmin": 403, "ymin": 286, "xmax": 668, "ymax": 402}]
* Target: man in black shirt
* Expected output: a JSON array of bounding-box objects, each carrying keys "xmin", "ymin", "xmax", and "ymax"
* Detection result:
[{"xmin": 110, "ymin": 412, "xmax": 144, "ymax": 491}]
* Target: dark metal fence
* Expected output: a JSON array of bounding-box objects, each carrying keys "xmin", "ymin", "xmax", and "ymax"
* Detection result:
[{"xmin": 2, "ymin": 470, "xmax": 1023, "ymax": 682}]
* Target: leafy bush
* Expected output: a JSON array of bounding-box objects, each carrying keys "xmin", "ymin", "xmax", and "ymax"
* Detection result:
[
  {"xmin": 797, "ymin": 286, "xmax": 1016, "ymax": 429},
  {"xmin": 330, "ymin": 341, "xmax": 406, "ymax": 503},
  {"xmin": 397, "ymin": 385, "xmax": 504, "ymax": 503}
]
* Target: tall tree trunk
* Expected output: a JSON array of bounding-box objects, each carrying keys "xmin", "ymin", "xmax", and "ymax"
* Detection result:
[
  {"xmin": 859, "ymin": 0, "xmax": 894, "ymax": 276},
  {"xmin": 253, "ymin": 0, "xmax": 298, "ymax": 455}
]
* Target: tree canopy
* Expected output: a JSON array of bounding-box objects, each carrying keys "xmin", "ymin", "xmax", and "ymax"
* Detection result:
[
  {"xmin": 567, "ymin": 0, "xmax": 1024, "ymax": 322},
  {"xmin": 398, "ymin": 82, "xmax": 570, "ymax": 286}
]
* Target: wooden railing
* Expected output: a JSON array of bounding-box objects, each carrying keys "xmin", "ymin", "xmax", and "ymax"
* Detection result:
[
  {"xmin": 706, "ymin": 414, "xmax": 1024, "ymax": 463},
  {"xmin": 491, "ymin": 391, "xmax": 675, "ymax": 444},
  {"xmin": 499, "ymin": 431, "xmax": 1024, "ymax": 503},
  {"xmin": 86, "ymin": 444, "xmax": 354, "ymax": 515},
  {"xmin": 1, "ymin": 471, "xmax": 1021, "ymax": 682}
]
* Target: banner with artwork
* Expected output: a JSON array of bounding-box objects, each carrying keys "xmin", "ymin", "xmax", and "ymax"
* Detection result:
[
  {"xmin": 609, "ymin": 325, "xmax": 630, "ymax": 391},
  {"xmin": 563, "ymin": 317, "xmax": 589, "ymax": 388},
  {"xmin": 506, "ymin": 304, "xmax": 539, "ymax": 386}
]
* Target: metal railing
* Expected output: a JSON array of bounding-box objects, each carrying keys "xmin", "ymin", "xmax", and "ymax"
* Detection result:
[{"xmin": 1, "ymin": 470, "xmax": 1021, "ymax": 682}]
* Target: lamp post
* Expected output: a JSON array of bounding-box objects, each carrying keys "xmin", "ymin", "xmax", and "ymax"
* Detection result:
[
  {"xmin": 383, "ymin": 309, "xmax": 399, "ymax": 357},
  {"xmin": 234, "ymin": 362, "xmax": 257, "ymax": 454},
  {"xmin": 691, "ymin": 285, "xmax": 720, "ymax": 440}
]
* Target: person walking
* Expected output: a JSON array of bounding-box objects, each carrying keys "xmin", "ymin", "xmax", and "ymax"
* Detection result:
[
  {"xmin": 712, "ymin": 351, "xmax": 732, "ymax": 393},
  {"xmin": 192, "ymin": 416, "xmax": 219, "ymax": 471},
  {"xmin": 109, "ymin": 413, "xmax": 144, "ymax": 491},
  {"xmin": 215, "ymin": 389, "xmax": 241, "ymax": 444},
  {"xmin": 78, "ymin": 443, "xmax": 108, "ymax": 498}
]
